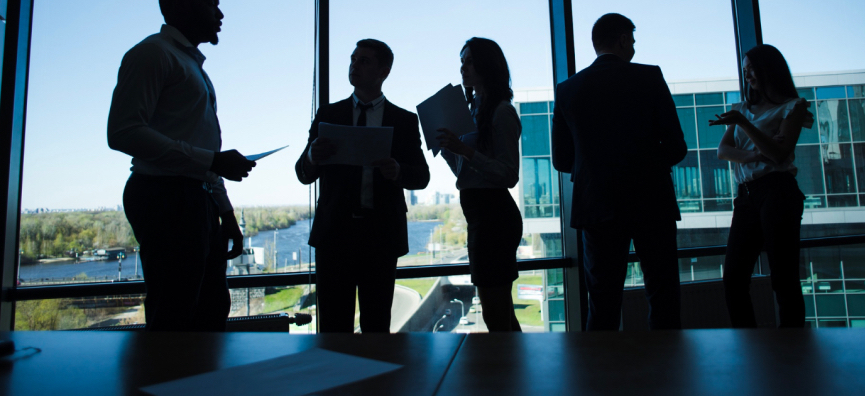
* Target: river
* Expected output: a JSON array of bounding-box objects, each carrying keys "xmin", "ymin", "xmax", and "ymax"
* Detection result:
[{"xmin": 18, "ymin": 220, "xmax": 442, "ymax": 281}]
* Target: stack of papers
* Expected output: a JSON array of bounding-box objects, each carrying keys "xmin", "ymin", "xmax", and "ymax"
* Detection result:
[
  {"xmin": 141, "ymin": 348, "xmax": 402, "ymax": 396},
  {"xmin": 416, "ymin": 84, "xmax": 476, "ymax": 156},
  {"xmin": 317, "ymin": 123, "xmax": 394, "ymax": 166}
]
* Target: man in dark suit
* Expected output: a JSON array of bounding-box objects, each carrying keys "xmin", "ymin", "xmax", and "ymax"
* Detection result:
[
  {"xmin": 551, "ymin": 13, "xmax": 687, "ymax": 331},
  {"xmin": 296, "ymin": 39, "xmax": 430, "ymax": 333}
]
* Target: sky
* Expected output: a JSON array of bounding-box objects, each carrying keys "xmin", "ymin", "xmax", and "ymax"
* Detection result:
[{"xmin": 19, "ymin": 0, "xmax": 865, "ymax": 210}]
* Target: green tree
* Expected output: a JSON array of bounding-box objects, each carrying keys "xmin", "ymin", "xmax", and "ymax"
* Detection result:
[{"xmin": 15, "ymin": 299, "xmax": 86, "ymax": 330}]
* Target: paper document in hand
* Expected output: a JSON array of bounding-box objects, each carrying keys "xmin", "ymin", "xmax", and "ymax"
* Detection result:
[
  {"xmin": 245, "ymin": 145, "xmax": 289, "ymax": 161},
  {"xmin": 318, "ymin": 122, "xmax": 394, "ymax": 166},
  {"xmin": 140, "ymin": 348, "xmax": 402, "ymax": 396},
  {"xmin": 416, "ymin": 83, "xmax": 476, "ymax": 156}
]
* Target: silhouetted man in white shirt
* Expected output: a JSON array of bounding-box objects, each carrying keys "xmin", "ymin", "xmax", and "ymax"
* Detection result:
[{"xmin": 107, "ymin": 0, "xmax": 254, "ymax": 331}]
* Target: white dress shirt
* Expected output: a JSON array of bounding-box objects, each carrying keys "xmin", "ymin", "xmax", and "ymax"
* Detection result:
[
  {"xmin": 442, "ymin": 96, "xmax": 522, "ymax": 190},
  {"xmin": 107, "ymin": 24, "xmax": 232, "ymax": 212},
  {"xmin": 352, "ymin": 93, "xmax": 386, "ymax": 209},
  {"xmin": 731, "ymin": 98, "xmax": 813, "ymax": 184}
]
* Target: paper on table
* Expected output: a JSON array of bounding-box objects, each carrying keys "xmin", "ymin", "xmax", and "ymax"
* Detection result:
[
  {"xmin": 416, "ymin": 83, "xmax": 476, "ymax": 156},
  {"xmin": 140, "ymin": 348, "xmax": 402, "ymax": 396},
  {"xmin": 245, "ymin": 145, "xmax": 289, "ymax": 161},
  {"xmin": 317, "ymin": 122, "xmax": 394, "ymax": 166}
]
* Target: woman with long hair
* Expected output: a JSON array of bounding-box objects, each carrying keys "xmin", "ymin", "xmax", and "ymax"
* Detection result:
[
  {"xmin": 437, "ymin": 37, "xmax": 523, "ymax": 332},
  {"xmin": 711, "ymin": 44, "xmax": 814, "ymax": 328}
]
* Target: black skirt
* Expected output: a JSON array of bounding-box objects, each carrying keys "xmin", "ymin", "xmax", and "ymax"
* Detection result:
[{"xmin": 460, "ymin": 188, "xmax": 522, "ymax": 287}]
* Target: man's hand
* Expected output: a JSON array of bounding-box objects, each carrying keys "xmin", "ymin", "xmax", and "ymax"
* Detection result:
[
  {"xmin": 221, "ymin": 211, "xmax": 244, "ymax": 260},
  {"xmin": 307, "ymin": 137, "xmax": 336, "ymax": 165},
  {"xmin": 372, "ymin": 158, "xmax": 401, "ymax": 181},
  {"xmin": 210, "ymin": 150, "xmax": 256, "ymax": 181}
]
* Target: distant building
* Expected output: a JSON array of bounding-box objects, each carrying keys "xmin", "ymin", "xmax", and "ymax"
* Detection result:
[
  {"xmin": 404, "ymin": 190, "xmax": 418, "ymax": 206},
  {"xmin": 515, "ymin": 70, "xmax": 865, "ymax": 328}
]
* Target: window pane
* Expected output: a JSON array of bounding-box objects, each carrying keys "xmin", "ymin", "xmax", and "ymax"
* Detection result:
[
  {"xmin": 798, "ymin": 88, "xmax": 816, "ymax": 101},
  {"xmin": 15, "ymin": 295, "xmax": 145, "ymax": 330},
  {"xmin": 20, "ymin": 2, "xmax": 317, "ymax": 286},
  {"xmin": 816, "ymin": 86, "xmax": 847, "ymax": 100},
  {"xmin": 703, "ymin": 199, "xmax": 732, "ymax": 212},
  {"xmin": 695, "ymin": 93, "xmax": 724, "ymax": 106},
  {"xmin": 793, "ymin": 145, "xmax": 826, "ymax": 196},
  {"xmin": 762, "ymin": 0, "xmax": 865, "ymax": 75},
  {"xmin": 331, "ymin": 0, "xmax": 562, "ymax": 269},
  {"xmin": 823, "ymin": 143, "xmax": 856, "ymax": 194},
  {"xmin": 848, "ymin": 295, "xmax": 865, "ymax": 317},
  {"xmin": 403, "ymin": 271, "xmax": 556, "ymax": 333},
  {"xmin": 697, "ymin": 106, "xmax": 726, "ymax": 149},
  {"xmin": 699, "ymin": 149, "xmax": 732, "ymax": 198},
  {"xmin": 817, "ymin": 100, "xmax": 851, "ymax": 143},
  {"xmin": 519, "ymin": 102, "xmax": 547, "ymax": 114},
  {"xmin": 672, "ymin": 151, "xmax": 701, "ymax": 199},
  {"xmin": 521, "ymin": 158, "xmax": 555, "ymax": 218},
  {"xmin": 850, "ymin": 99, "xmax": 865, "ymax": 141},
  {"xmin": 815, "ymin": 295, "xmax": 846, "ymax": 317},
  {"xmin": 725, "ymin": 91, "xmax": 741, "ymax": 104},
  {"xmin": 677, "ymin": 107, "xmax": 697, "ymax": 149},
  {"xmin": 673, "ymin": 94, "xmax": 694, "ymax": 107},
  {"xmin": 521, "ymin": 115, "xmax": 551, "ymax": 156}
]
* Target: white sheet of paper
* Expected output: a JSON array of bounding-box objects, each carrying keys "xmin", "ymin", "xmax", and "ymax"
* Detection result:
[
  {"xmin": 245, "ymin": 145, "xmax": 289, "ymax": 161},
  {"xmin": 140, "ymin": 348, "xmax": 402, "ymax": 396},
  {"xmin": 317, "ymin": 122, "xmax": 394, "ymax": 166},
  {"xmin": 416, "ymin": 83, "xmax": 476, "ymax": 156}
]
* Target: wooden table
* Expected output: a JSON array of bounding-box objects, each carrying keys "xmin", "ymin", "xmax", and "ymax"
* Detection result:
[
  {"xmin": 0, "ymin": 331, "xmax": 464, "ymax": 395},
  {"xmin": 3, "ymin": 329, "xmax": 865, "ymax": 395},
  {"xmin": 438, "ymin": 329, "xmax": 865, "ymax": 395}
]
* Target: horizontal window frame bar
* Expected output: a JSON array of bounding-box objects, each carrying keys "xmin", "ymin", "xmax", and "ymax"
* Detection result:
[
  {"xmin": 11, "ymin": 258, "xmax": 570, "ymax": 301},
  {"xmin": 12, "ymin": 234, "xmax": 865, "ymax": 302}
]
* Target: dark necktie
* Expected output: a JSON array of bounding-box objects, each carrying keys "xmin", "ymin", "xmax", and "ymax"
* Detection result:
[{"xmin": 357, "ymin": 102, "xmax": 374, "ymax": 126}]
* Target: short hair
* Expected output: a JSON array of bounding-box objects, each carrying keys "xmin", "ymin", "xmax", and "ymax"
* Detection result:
[
  {"xmin": 356, "ymin": 39, "xmax": 394, "ymax": 69},
  {"xmin": 159, "ymin": 0, "xmax": 180, "ymax": 23},
  {"xmin": 592, "ymin": 13, "xmax": 635, "ymax": 50}
]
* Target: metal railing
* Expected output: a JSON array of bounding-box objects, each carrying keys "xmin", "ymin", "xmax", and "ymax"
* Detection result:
[{"xmin": 12, "ymin": 234, "xmax": 865, "ymax": 302}]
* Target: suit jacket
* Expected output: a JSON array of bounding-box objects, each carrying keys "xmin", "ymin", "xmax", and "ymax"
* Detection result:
[
  {"xmin": 296, "ymin": 97, "xmax": 430, "ymax": 256},
  {"xmin": 551, "ymin": 54, "xmax": 687, "ymax": 228}
]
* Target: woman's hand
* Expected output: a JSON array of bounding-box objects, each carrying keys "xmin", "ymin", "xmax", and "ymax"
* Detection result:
[
  {"xmin": 709, "ymin": 110, "xmax": 748, "ymax": 127},
  {"xmin": 437, "ymin": 128, "xmax": 474, "ymax": 159}
]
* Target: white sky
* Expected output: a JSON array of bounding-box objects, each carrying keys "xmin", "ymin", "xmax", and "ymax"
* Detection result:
[{"xmin": 20, "ymin": 0, "xmax": 865, "ymax": 209}]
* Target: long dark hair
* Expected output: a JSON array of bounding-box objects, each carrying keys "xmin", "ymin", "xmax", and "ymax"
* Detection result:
[
  {"xmin": 462, "ymin": 37, "xmax": 513, "ymax": 151},
  {"xmin": 744, "ymin": 44, "xmax": 799, "ymax": 107}
]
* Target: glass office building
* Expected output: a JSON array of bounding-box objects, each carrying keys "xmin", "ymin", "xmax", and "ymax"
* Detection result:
[{"xmin": 516, "ymin": 70, "xmax": 865, "ymax": 328}]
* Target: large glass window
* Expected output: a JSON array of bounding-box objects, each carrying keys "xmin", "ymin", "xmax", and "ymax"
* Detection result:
[
  {"xmin": 19, "ymin": 2, "xmax": 316, "ymax": 291},
  {"xmin": 572, "ymin": 0, "xmax": 740, "ymax": 256},
  {"xmin": 327, "ymin": 0, "xmax": 562, "ymax": 332}
]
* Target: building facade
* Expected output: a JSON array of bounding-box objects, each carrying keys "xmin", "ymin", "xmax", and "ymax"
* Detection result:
[{"xmin": 515, "ymin": 70, "xmax": 865, "ymax": 329}]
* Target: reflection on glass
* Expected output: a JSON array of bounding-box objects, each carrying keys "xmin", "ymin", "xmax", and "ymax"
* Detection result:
[
  {"xmin": 817, "ymin": 100, "xmax": 851, "ymax": 143},
  {"xmin": 823, "ymin": 143, "xmax": 856, "ymax": 194},
  {"xmin": 521, "ymin": 115, "xmax": 551, "ymax": 156},
  {"xmin": 850, "ymin": 99, "xmax": 865, "ymax": 141},
  {"xmin": 827, "ymin": 195, "xmax": 858, "ymax": 208},
  {"xmin": 793, "ymin": 145, "xmax": 826, "ymax": 196},
  {"xmin": 673, "ymin": 151, "xmax": 701, "ymax": 199},
  {"xmin": 699, "ymin": 149, "xmax": 732, "ymax": 198}
]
